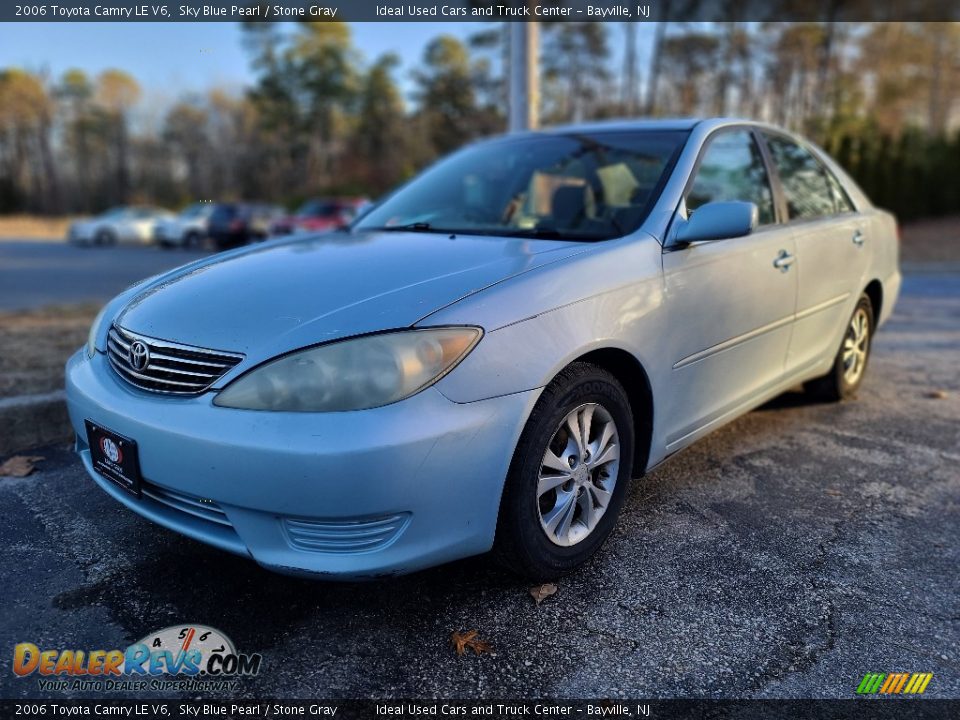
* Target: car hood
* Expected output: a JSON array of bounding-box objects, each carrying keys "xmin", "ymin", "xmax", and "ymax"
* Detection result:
[{"xmin": 116, "ymin": 231, "xmax": 589, "ymax": 361}]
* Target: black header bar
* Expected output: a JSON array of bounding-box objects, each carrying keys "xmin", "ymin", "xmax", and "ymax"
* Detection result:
[
  {"xmin": 3, "ymin": 0, "xmax": 959, "ymax": 23},
  {"xmin": 1, "ymin": 699, "xmax": 958, "ymax": 719}
]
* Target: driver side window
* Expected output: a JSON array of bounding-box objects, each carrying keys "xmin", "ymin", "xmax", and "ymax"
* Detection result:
[{"xmin": 687, "ymin": 130, "xmax": 776, "ymax": 226}]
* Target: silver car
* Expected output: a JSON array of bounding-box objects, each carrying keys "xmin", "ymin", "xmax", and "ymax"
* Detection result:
[
  {"xmin": 67, "ymin": 118, "xmax": 899, "ymax": 580},
  {"xmin": 154, "ymin": 203, "xmax": 215, "ymax": 249},
  {"xmin": 68, "ymin": 206, "xmax": 174, "ymax": 246}
]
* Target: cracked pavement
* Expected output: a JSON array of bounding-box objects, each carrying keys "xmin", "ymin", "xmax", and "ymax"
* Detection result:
[{"xmin": 1, "ymin": 271, "xmax": 958, "ymax": 699}]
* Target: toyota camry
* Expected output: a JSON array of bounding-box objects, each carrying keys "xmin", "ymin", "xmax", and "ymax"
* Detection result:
[{"xmin": 66, "ymin": 118, "xmax": 900, "ymax": 580}]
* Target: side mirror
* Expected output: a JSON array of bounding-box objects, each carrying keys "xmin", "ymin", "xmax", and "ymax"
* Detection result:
[{"xmin": 674, "ymin": 201, "xmax": 758, "ymax": 244}]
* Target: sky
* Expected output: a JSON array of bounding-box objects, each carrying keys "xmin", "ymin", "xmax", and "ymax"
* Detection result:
[
  {"xmin": 0, "ymin": 21, "xmax": 642, "ymax": 125},
  {"xmin": 0, "ymin": 22, "xmax": 478, "ymax": 102}
]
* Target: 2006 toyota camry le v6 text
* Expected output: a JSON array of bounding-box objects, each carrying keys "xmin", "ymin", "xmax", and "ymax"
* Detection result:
[{"xmin": 66, "ymin": 118, "xmax": 901, "ymax": 580}]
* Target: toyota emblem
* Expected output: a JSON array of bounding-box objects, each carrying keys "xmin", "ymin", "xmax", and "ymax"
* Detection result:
[{"xmin": 129, "ymin": 340, "xmax": 150, "ymax": 371}]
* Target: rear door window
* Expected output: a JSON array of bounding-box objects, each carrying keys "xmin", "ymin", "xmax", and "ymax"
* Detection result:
[{"xmin": 763, "ymin": 134, "xmax": 838, "ymax": 220}]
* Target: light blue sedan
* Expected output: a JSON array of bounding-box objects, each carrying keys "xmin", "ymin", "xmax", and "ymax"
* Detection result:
[{"xmin": 66, "ymin": 119, "xmax": 901, "ymax": 580}]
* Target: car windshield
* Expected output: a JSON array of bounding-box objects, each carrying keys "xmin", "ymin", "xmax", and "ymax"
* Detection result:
[
  {"xmin": 354, "ymin": 130, "xmax": 688, "ymax": 241},
  {"xmin": 99, "ymin": 207, "xmax": 130, "ymax": 219},
  {"xmin": 179, "ymin": 203, "xmax": 208, "ymax": 218}
]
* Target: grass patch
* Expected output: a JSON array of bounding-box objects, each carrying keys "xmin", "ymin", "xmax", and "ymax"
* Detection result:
[
  {"xmin": 0, "ymin": 305, "xmax": 98, "ymax": 398},
  {"xmin": 0, "ymin": 215, "xmax": 77, "ymax": 241}
]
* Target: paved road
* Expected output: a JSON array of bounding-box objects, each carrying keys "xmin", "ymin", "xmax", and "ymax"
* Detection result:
[
  {"xmin": 1, "ymin": 273, "xmax": 957, "ymax": 701},
  {"xmin": 0, "ymin": 240, "xmax": 210, "ymax": 311}
]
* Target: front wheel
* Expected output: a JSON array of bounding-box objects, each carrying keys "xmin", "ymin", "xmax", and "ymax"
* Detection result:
[
  {"xmin": 805, "ymin": 293, "xmax": 875, "ymax": 402},
  {"xmin": 494, "ymin": 362, "xmax": 634, "ymax": 581}
]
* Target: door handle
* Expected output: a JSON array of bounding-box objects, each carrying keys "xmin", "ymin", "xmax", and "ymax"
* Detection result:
[
  {"xmin": 773, "ymin": 250, "xmax": 795, "ymax": 272},
  {"xmin": 852, "ymin": 229, "xmax": 865, "ymax": 246}
]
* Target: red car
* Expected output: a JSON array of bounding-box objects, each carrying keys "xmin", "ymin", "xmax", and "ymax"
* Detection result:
[{"xmin": 271, "ymin": 198, "xmax": 371, "ymax": 236}]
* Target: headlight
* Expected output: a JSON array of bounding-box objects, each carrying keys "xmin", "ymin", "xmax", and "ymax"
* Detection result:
[
  {"xmin": 213, "ymin": 327, "xmax": 482, "ymax": 412},
  {"xmin": 86, "ymin": 305, "xmax": 110, "ymax": 358}
]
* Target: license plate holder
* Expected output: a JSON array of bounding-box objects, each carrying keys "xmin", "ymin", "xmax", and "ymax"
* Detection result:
[{"xmin": 85, "ymin": 420, "xmax": 142, "ymax": 497}]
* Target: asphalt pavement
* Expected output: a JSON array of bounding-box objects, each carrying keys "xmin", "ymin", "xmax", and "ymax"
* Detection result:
[
  {"xmin": 0, "ymin": 240, "xmax": 210, "ymax": 311},
  {"xmin": 0, "ymin": 271, "xmax": 957, "ymax": 701}
]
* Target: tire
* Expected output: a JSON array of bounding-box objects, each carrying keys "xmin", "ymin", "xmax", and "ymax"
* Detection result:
[
  {"xmin": 94, "ymin": 229, "xmax": 115, "ymax": 246},
  {"xmin": 184, "ymin": 231, "xmax": 201, "ymax": 249},
  {"xmin": 494, "ymin": 362, "xmax": 635, "ymax": 581},
  {"xmin": 804, "ymin": 293, "xmax": 875, "ymax": 402}
]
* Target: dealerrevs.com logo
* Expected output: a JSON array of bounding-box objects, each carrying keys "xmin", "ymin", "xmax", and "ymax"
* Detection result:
[{"xmin": 13, "ymin": 624, "xmax": 262, "ymax": 692}]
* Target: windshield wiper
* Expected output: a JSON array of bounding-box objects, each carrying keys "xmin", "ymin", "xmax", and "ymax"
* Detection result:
[
  {"xmin": 501, "ymin": 227, "xmax": 614, "ymax": 242},
  {"xmin": 371, "ymin": 222, "xmax": 446, "ymax": 233}
]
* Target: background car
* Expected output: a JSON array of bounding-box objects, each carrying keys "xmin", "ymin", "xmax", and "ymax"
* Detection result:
[
  {"xmin": 154, "ymin": 203, "xmax": 215, "ymax": 249},
  {"xmin": 270, "ymin": 197, "xmax": 370, "ymax": 236},
  {"xmin": 68, "ymin": 206, "xmax": 174, "ymax": 246},
  {"xmin": 208, "ymin": 203, "xmax": 283, "ymax": 250}
]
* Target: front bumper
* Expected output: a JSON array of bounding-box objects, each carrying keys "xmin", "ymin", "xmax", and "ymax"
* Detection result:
[
  {"xmin": 66, "ymin": 350, "xmax": 536, "ymax": 578},
  {"xmin": 153, "ymin": 226, "xmax": 181, "ymax": 244}
]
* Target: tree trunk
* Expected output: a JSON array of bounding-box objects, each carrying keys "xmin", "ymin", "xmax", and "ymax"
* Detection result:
[
  {"xmin": 38, "ymin": 116, "xmax": 61, "ymax": 213},
  {"xmin": 645, "ymin": 15, "xmax": 670, "ymax": 115}
]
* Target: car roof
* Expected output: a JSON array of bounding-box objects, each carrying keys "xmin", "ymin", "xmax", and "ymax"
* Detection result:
[
  {"xmin": 543, "ymin": 117, "xmax": 807, "ymax": 137},
  {"xmin": 542, "ymin": 117, "xmax": 705, "ymax": 134}
]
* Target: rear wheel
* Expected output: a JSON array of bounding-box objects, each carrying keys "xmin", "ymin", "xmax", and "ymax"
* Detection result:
[
  {"xmin": 804, "ymin": 293, "xmax": 874, "ymax": 402},
  {"xmin": 94, "ymin": 229, "xmax": 116, "ymax": 246},
  {"xmin": 494, "ymin": 362, "xmax": 634, "ymax": 581}
]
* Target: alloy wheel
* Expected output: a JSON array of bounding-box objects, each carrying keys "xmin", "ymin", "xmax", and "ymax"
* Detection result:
[
  {"xmin": 842, "ymin": 306, "xmax": 870, "ymax": 385},
  {"xmin": 537, "ymin": 403, "xmax": 620, "ymax": 547}
]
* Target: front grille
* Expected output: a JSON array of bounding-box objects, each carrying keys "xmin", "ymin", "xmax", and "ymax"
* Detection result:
[
  {"xmin": 107, "ymin": 325, "xmax": 243, "ymax": 395},
  {"xmin": 141, "ymin": 481, "xmax": 232, "ymax": 528},
  {"xmin": 282, "ymin": 513, "xmax": 411, "ymax": 554}
]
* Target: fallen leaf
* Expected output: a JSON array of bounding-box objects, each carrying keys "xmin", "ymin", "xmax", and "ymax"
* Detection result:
[
  {"xmin": 529, "ymin": 583, "xmax": 558, "ymax": 605},
  {"xmin": 825, "ymin": 488, "xmax": 842, "ymax": 497},
  {"xmin": 0, "ymin": 455, "xmax": 44, "ymax": 478},
  {"xmin": 925, "ymin": 390, "xmax": 948, "ymax": 399},
  {"xmin": 468, "ymin": 637, "xmax": 492, "ymax": 655},
  {"xmin": 451, "ymin": 630, "xmax": 477, "ymax": 656},
  {"xmin": 450, "ymin": 630, "xmax": 492, "ymax": 656}
]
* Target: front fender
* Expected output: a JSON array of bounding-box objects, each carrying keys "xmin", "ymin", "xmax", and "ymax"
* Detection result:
[{"xmin": 430, "ymin": 235, "xmax": 666, "ymax": 404}]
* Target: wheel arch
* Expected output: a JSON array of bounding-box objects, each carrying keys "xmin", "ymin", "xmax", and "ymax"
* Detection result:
[
  {"xmin": 571, "ymin": 347, "xmax": 654, "ymax": 477},
  {"xmin": 864, "ymin": 279, "xmax": 883, "ymax": 324}
]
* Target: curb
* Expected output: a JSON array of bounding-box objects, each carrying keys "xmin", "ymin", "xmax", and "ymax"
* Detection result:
[{"xmin": 0, "ymin": 390, "xmax": 71, "ymax": 456}]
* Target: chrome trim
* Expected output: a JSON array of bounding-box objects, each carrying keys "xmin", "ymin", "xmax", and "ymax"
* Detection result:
[
  {"xmin": 794, "ymin": 293, "xmax": 850, "ymax": 321},
  {"xmin": 107, "ymin": 325, "xmax": 243, "ymax": 395},
  {"xmin": 111, "ymin": 325, "xmax": 244, "ymax": 361},
  {"xmin": 673, "ymin": 293, "xmax": 852, "ymax": 371},
  {"xmin": 673, "ymin": 315, "xmax": 794, "ymax": 370}
]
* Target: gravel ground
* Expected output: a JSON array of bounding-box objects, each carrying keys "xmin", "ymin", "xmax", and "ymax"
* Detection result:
[{"xmin": 0, "ymin": 272, "xmax": 957, "ymax": 701}]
